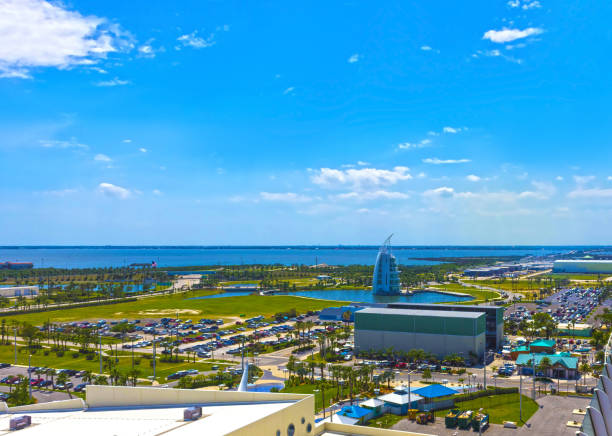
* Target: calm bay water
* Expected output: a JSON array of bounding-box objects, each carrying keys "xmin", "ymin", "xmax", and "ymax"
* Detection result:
[
  {"xmin": 0, "ymin": 246, "xmax": 586, "ymax": 269},
  {"xmin": 189, "ymin": 289, "xmax": 473, "ymax": 304}
]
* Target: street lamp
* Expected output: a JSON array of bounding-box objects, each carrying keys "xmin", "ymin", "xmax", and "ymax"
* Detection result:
[
  {"xmin": 28, "ymin": 354, "xmax": 32, "ymax": 401},
  {"xmin": 13, "ymin": 327, "xmax": 17, "ymax": 365},
  {"xmin": 99, "ymin": 332, "xmax": 103, "ymax": 375}
]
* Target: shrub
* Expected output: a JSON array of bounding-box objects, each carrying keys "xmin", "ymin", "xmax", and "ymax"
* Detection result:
[
  {"xmin": 56, "ymin": 351, "xmax": 64, "ymax": 357},
  {"xmin": 72, "ymin": 352, "xmax": 79, "ymax": 359},
  {"xmin": 43, "ymin": 350, "xmax": 49, "ymax": 356}
]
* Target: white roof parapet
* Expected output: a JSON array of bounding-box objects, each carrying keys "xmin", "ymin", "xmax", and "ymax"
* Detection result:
[
  {"xmin": 601, "ymin": 376, "xmax": 612, "ymax": 406},
  {"xmin": 594, "ymin": 390, "xmax": 612, "ymax": 435},
  {"xmin": 588, "ymin": 406, "xmax": 608, "ymax": 436}
]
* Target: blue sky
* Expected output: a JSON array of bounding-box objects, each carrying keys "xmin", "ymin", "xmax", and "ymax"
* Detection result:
[{"xmin": 1, "ymin": 0, "xmax": 611, "ymax": 245}]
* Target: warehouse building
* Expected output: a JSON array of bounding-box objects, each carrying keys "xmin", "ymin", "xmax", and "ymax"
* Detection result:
[
  {"xmin": 553, "ymin": 259, "xmax": 612, "ymax": 274},
  {"xmin": 354, "ymin": 307, "xmax": 486, "ymax": 358},
  {"xmin": 385, "ymin": 303, "xmax": 504, "ymax": 350},
  {"xmin": 0, "ymin": 286, "xmax": 38, "ymax": 298}
]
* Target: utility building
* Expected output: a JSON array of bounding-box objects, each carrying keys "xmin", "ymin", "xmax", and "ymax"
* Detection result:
[{"xmin": 354, "ymin": 307, "xmax": 486, "ymax": 359}]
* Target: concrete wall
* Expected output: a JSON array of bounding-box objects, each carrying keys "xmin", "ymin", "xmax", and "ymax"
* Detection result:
[
  {"xmin": 228, "ymin": 396, "xmax": 315, "ymax": 436},
  {"xmin": 317, "ymin": 421, "xmax": 433, "ymax": 436},
  {"xmin": 355, "ymin": 329, "xmax": 485, "ymax": 358},
  {"xmin": 85, "ymin": 385, "xmax": 309, "ymax": 408},
  {"xmin": 8, "ymin": 398, "xmax": 85, "ymax": 413}
]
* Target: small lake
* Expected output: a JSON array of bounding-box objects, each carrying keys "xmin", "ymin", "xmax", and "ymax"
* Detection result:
[
  {"xmin": 247, "ymin": 383, "xmax": 284, "ymax": 392},
  {"xmin": 188, "ymin": 289, "xmax": 472, "ymax": 304}
]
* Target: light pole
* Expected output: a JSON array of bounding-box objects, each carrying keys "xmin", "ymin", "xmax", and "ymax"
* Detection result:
[
  {"xmin": 99, "ymin": 332, "xmax": 103, "ymax": 375},
  {"xmin": 519, "ymin": 370, "xmax": 523, "ymax": 422},
  {"xmin": 13, "ymin": 328, "xmax": 17, "ymax": 365},
  {"xmin": 28, "ymin": 354, "xmax": 32, "ymax": 400},
  {"xmin": 131, "ymin": 338, "xmax": 135, "ymax": 368},
  {"xmin": 152, "ymin": 333, "xmax": 156, "ymax": 381}
]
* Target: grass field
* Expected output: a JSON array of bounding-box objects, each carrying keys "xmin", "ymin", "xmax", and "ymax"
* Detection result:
[
  {"xmin": 542, "ymin": 273, "xmax": 612, "ymax": 281},
  {"xmin": 281, "ymin": 383, "xmax": 338, "ymax": 412},
  {"xmin": 434, "ymin": 393, "xmax": 538, "ymax": 425},
  {"xmin": 0, "ymin": 292, "xmax": 338, "ymax": 326},
  {"xmin": 0, "ymin": 343, "xmax": 230, "ymax": 381},
  {"xmin": 431, "ymin": 283, "xmax": 500, "ymax": 302},
  {"xmin": 366, "ymin": 413, "xmax": 404, "ymax": 429}
]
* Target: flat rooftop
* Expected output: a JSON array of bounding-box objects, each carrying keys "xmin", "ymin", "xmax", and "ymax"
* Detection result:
[
  {"xmin": 357, "ymin": 307, "xmax": 484, "ymax": 319},
  {"xmin": 387, "ymin": 302, "xmax": 499, "ymax": 311},
  {"xmin": 0, "ymin": 401, "xmax": 296, "ymax": 436}
]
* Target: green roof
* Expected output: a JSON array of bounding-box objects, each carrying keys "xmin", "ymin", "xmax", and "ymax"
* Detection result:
[
  {"xmin": 515, "ymin": 353, "xmax": 578, "ymax": 369},
  {"xmin": 512, "ymin": 346, "xmax": 529, "ymax": 352},
  {"xmin": 529, "ymin": 339, "xmax": 555, "ymax": 348}
]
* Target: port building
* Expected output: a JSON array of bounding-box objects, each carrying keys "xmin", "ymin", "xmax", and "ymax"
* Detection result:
[
  {"xmin": 354, "ymin": 307, "xmax": 486, "ymax": 359},
  {"xmin": 372, "ymin": 235, "xmax": 401, "ymax": 296},
  {"xmin": 553, "ymin": 259, "xmax": 612, "ymax": 274},
  {"xmin": 0, "ymin": 286, "xmax": 38, "ymax": 297},
  {"xmin": 385, "ymin": 303, "xmax": 504, "ymax": 350}
]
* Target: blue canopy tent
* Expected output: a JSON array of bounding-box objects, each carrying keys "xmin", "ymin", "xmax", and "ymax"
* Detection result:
[{"xmin": 412, "ymin": 384, "xmax": 458, "ymax": 399}]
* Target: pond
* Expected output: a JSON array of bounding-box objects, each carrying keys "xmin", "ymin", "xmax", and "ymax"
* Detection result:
[{"xmin": 189, "ymin": 289, "xmax": 472, "ymax": 304}]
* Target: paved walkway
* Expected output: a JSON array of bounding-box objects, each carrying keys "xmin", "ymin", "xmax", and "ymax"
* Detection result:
[{"xmin": 391, "ymin": 395, "xmax": 589, "ymax": 436}]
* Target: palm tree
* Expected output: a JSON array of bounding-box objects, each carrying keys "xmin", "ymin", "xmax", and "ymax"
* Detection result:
[{"xmin": 56, "ymin": 372, "xmax": 72, "ymax": 399}]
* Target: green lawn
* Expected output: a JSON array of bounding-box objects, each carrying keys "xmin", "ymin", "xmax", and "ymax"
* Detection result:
[
  {"xmin": 281, "ymin": 383, "xmax": 338, "ymax": 412},
  {"xmin": 430, "ymin": 283, "xmax": 500, "ymax": 302},
  {"xmin": 434, "ymin": 393, "xmax": 538, "ymax": 425},
  {"xmin": 0, "ymin": 292, "xmax": 338, "ymax": 326},
  {"xmin": 0, "ymin": 343, "xmax": 230, "ymax": 381},
  {"xmin": 365, "ymin": 414, "xmax": 404, "ymax": 429}
]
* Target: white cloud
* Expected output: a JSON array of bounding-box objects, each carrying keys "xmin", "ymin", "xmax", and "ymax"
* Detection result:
[
  {"xmin": 466, "ymin": 174, "xmax": 481, "ymax": 182},
  {"xmin": 283, "ymin": 86, "xmax": 295, "ymax": 95},
  {"xmin": 420, "ymin": 45, "xmax": 432, "ymax": 51},
  {"xmin": 423, "ymin": 158, "xmax": 471, "ymax": 165},
  {"xmin": 568, "ymin": 188, "xmax": 612, "ymax": 199},
  {"xmin": 443, "ymin": 126, "xmax": 464, "ymax": 134},
  {"xmin": 122, "ymin": 139, "xmax": 132, "ymax": 143},
  {"xmin": 0, "ymin": 0, "xmax": 132, "ymax": 79},
  {"xmin": 348, "ymin": 54, "xmax": 361, "ymax": 63},
  {"xmin": 398, "ymin": 138, "xmax": 431, "ymax": 150},
  {"xmin": 573, "ymin": 175, "xmax": 595, "ymax": 185},
  {"xmin": 335, "ymin": 190, "xmax": 410, "ymax": 201},
  {"xmin": 177, "ymin": 31, "xmax": 215, "ymax": 49},
  {"xmin": 423, "ymin": 187, "xmax": 455, "ymax": 198},
  {"xmin": 555, "ymin": 176, "xmax": 564, "ymax": 181},
  {"xmin": 137, "ymin": 39, "xmax": 162, "ymax": 58},
  {"xmin": 39, "ymin": 138, "xmax": 88, "ymax": 149},
  {"xmin": 427, "ymin": 131, "xmax": 439, "ymax": 136},
  {"xmin": 94, "ymin": 77, "xmax": 129, "ymax": 87},
  {"xmin": 152, "ymin": 189, "xmax": 162, "ymax": 196},
  {"xmin": 94, "ymin": 153, "xmax": 111, "ymax": 162},
  {"xmin": 98, "ymin": 182, "xmax": 130, "ymax": 199},
  {"xmin": 260, "ymin": 192, "xmax": 312, "ymax": 203},
  {"xmin": 311, "ymin": 166, "xmax": 412, "ymax": 189},
  {"xmin": 608, "ymin": 176, "xmax": 612, "ymax": 181},
  {"xmin": 139, "ymin": 147, "xmax": 147, "ymax": 153},
  {"xmin": 357, "ymin": 161, "xmax": 370, "ymax": 166},
  {"xmin": 483, "ymin": 27, "xmax": 543, "ymax": 44},
  {"xmin": 508, "ymin": 0, "xmax": 541, "ymax": 9},
  {"xmin": 41, "ymin": 188, "xmax": 78, "ymax": 197}
]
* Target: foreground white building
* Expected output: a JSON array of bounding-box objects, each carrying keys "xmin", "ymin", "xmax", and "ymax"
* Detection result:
[{"xmin": 0, "ymin": 385, "xmax": 433, "ymax": 436}]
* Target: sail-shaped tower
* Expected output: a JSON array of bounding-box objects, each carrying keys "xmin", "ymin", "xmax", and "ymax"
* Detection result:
[{"xmin": 372, "ymin": 235, "xmax": 401, "ymax": 296}]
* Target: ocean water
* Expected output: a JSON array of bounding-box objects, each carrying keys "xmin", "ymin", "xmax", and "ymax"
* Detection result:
[
  {"xmin": 0, "ymin": 246, "xmax": 595, "ymax": 269},
  {"xmin": 189, "ymin": 289, "xmax": 473, "ymax": 304}
]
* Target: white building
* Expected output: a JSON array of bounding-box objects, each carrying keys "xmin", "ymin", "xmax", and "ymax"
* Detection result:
[
  {"xmin": 0, "ymin": 385, "xmax": 432, "ymax": 436},
  {"xmin": 372, "ymin": 235, "xmax": 401, "ymax": 296},
  {"xmin": 553, "ymin": 260, "xmax": 612, "ymax": 274},
  {"xmin": 0, "ymin": 286, "xmax": 38, "ymax": 298}
]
